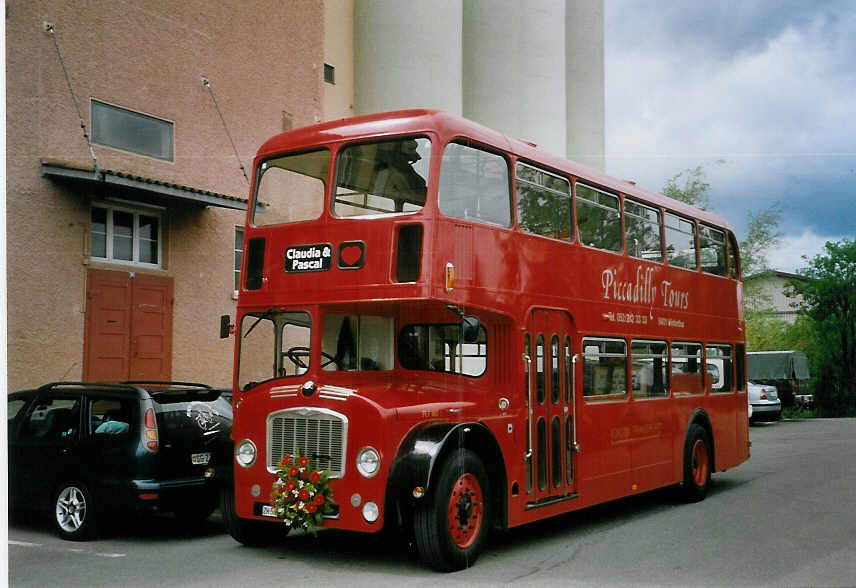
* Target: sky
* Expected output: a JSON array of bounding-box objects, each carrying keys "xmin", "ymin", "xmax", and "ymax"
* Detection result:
[{"xmin": 603, "ymin": 0, "xmax": 855, "ymax": 273}]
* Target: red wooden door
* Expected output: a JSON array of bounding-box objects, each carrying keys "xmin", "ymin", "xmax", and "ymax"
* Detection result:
[
  {"xmin": 84, "ymin": 269, "xmax": 173, "ymax": 382},
  {"xmin": 129, "ymin": 273, "xmax": 173, "ymax": 380}
]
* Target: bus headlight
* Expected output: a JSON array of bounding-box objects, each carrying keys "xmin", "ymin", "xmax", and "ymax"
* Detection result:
[
  {"xmin": 235, "ymin": 439, "xmax": 257, "ymax": 468},
  {"xmin": 356, "ymin": 446, "xmax": 380, "ymax": 478}
]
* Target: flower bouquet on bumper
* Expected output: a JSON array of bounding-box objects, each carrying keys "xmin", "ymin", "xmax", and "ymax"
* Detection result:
[{"xmin": 271, "ymin": 453, "xmax": 336, "ymax": 535}]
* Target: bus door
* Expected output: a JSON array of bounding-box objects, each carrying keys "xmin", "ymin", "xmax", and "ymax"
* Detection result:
[{"xmin": 528, "ymin": 309, "xmax": 577, "ymax": 504}]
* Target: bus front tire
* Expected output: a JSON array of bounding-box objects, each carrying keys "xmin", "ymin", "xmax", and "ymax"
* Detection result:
[
  {"xmin": 414, "ymin": 449, "xmax": 490, "ymax": 572},
  {"xmin": 220, "ymin": 487, "xmax": 288, "ymax": 546},
  {"xmin": 679, "ymin": 423, "xmax": 711, "ymax": 502}
]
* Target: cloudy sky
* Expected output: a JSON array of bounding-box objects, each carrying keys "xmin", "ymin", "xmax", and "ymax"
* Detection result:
[{"xmin": 604, "ymin": 1, "xmax": 855, "ymax": 273}]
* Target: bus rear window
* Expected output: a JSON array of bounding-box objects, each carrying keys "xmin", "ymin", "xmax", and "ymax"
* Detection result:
[
  {"xmin": 253, "ymin": 149, "xmax": 328, "ymax": 226},
  {"xmin": 334, "ymin": 137, "xmax": 430, "ymax": 217},
  {"xmin": 399, "ymin": 324, "xmax": 487, "ymax": 377}
]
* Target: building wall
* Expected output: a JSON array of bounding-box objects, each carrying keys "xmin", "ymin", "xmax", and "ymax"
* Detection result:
[
  {"xmin": 324, "ymin": 0, "xmax": 356, "ymax": 120},
  {"xmin": 353, "ymin": 0, "xmax": 464, "ymax": 116},
  {"xmin": 352, "ymin": 0, "xmax": 604, "ymax": 167},
  {"xmin": 750, "ymin": 272, "xmax": 805, "ymax": 323},
  {"xmin": 463, "ymin": 0, "xmax": 567, "ymax": 156},
  {"xmin": 6, "ymin": 0, "xmax": 324, "ymax": 391},
  {"xmin": 566, "ymin": 0, "xmax": 605, "ymax": 170}
]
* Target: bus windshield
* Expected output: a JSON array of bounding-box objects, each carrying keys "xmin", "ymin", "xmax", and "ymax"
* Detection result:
[
  {"xmin": 238, "ymin": 310, "xmax": 312, "ymax": 390},
  {"xmin": 333, "ymin": 137, "xmax": 431, "ymax": 217}
]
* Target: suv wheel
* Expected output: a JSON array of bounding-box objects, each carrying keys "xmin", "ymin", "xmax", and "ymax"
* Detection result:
[{"xmin": 54, "ymin": 481, "xmax": 97, "ymax": 541}]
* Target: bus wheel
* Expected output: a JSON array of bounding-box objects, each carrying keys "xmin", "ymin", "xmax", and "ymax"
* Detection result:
[
  {"xmin": 414, "ymin": 449, "xmax": 490, "ymax": 572},
  {"xmin": 220, "ymin": 487, "xmax": 288, "ymax": 546},
  {"xmin": 680, "ymin": 424, "xmax": 711, "ymax": 502}
]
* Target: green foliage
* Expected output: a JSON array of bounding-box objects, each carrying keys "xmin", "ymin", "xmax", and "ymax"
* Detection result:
[
  {"xmin": 662, "ymin": 165, "xmax": 711, "ymax": 209},
  {"xmin": 781, "ymin": 406, "xmax": 816, "ymax": 420},
  {"xmin": 746, "ymin": 313, "xmax": 819, "ymax": 355},
  {"xmin": 740, "ymin": 204, "xmax": 782, "ymax": 277},
  {"xmin": 787, "ymin": 239, "xmax": 856, "ymax": 416}
]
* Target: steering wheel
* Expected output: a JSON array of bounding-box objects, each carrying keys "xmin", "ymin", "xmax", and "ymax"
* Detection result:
[{"xmin": 284, "ymin": 346, "xmax": 338, "ymax": 369}]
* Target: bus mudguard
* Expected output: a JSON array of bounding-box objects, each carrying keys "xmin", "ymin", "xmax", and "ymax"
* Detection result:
[{"xmin": 387, "ymin": 421, "xmax": 506, "ymax": 515}]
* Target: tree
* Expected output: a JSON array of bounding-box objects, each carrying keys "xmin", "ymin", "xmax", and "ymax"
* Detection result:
[
  {"xmin": 787, "ymin": 239, "xmax": 856, "ymax": 416},
  {"xmin": 662, "ymin": 165, "xmax": 711, "ymax": 209},
  {"xmin": 740, "ymin": 203, "xmax": 783, "ymax": 277}
]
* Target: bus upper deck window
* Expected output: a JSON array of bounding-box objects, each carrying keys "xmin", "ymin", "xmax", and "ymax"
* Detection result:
[
  {"xmin": 625, "ymin": 199, "xmax": 663, "ymax": 262},
  {"xmin": 333, "ymin": 137, "xmax": 431, "ymax": 217},
  {"xmin": 438, "ymin": 142, "xmax": 511, "ymax": 227},
  {"xmin": 727, "ymin": 231, "xmax": 741, "ymax": 279},
  {"xmin": 665, "ymin": 213, "xmax": 698, "ymax": 270},
  {"xmin": 699, "ymin": 225, "xmax": 727, "ymax": 276},
  {"xmin": 254, "ymin": 149, "xmax": 328, "ymax": 226},
  {"xmin": 576, "ymin": 184, "xmax": 622, "ymax": 253},
  {"xmin": 516, "ymin": 162, "xmax": 571, "ymax": 240}
]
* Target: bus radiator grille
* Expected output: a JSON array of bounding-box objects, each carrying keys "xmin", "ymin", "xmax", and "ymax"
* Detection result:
[{"xmin": 269, "ymin": 412, "xmax": 346, "ymax": 478}]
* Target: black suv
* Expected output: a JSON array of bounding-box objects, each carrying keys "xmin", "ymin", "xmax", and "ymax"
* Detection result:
[{"xmin": 7, "ymin": 381, "xmax": 232, "ymax": 540}]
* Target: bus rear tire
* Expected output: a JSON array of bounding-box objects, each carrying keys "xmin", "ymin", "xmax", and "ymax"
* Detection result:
[
  {"xmin": 220, "ymin": 487, "xmax": 288, "ymax": 546},
  {"xmin": 679, "ymin": 423, "xmax": 711, "ymax": 502},
  {"xmin": 414, "ymin": 449, "xmax": 490, "ymax": 572}
]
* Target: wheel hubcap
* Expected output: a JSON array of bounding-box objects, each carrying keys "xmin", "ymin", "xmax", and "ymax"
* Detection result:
[
  {"xmin": 691, "ymin": 440, "xmax": 709, "ymax": 487},
  {"xmin": 56, "ymin": 486, "xmax": 87, "ymax": 533},
  {"xmin": 447, "ymin": 473, "xmax": 483, "ymax": 548}
]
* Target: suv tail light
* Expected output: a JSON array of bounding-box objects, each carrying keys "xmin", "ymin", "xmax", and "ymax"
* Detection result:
[{"xmin": 143, "ymin": 406, "xmax": 159, "ymax": 452}]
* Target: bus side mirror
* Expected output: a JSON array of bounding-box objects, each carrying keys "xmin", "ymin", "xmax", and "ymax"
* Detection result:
[
  {"xmin": 220, "ymin": 315, "xmax": 233, "ymax": 339},
  {"xmin": 462, "ymin": 316, "xmax": 481, "ymax": 344}
]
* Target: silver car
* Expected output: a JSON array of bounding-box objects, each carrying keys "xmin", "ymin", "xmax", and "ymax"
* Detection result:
[{"xmin": 748, "ymin": 381, "xmax": 781, "ymax": 423}]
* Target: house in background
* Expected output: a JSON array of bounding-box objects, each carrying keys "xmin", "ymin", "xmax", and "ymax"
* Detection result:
[{"xmin": 744, "ymin": 270, "xmax": 808, "ymax": 323}]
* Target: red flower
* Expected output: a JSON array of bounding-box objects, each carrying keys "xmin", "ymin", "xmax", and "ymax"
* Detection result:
[
  {"xmin": 310, "ymin": 471, "xmax": 321, "ymax": 484},
  {"xmin": 300, "ymin": 469, "xmax": 310, "ymax": 480},
  {"xmin": 289, "ymin": 466, "xmax": 300, "ymax": 478},
  {"xmin": 298, "ymin": 489, "xmax": 310, "ymax": 502},
  {"xmin": 314, "ymin": 494, "xmax": 325, "ymax": 506},
  {"xmin": 281, "ymin": 454, "xmax": 292, "ymax": 466},
  {"xmin": 298, "ymin": 456, "xmax": 309, "ymax": 467},
  {"xmin": 284, "ymin": 481, "xmax": 296, "ymax": 493},
  {"xmin": 306, "ymin": 504, "xmax": 317, "ymax": 513}
]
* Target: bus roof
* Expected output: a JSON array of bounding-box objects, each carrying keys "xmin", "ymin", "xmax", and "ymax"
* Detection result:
[{"xmin": 256, "ymin": 109, "xmax": 733, "ymax": 232}]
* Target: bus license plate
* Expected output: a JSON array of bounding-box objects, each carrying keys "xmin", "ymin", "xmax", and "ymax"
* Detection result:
[
  {"xmin": 262, "ymin": 505, "xmax": 276, "ymax": 517},
  {"xmin": 191, "ymin": 452, "xmax": 211, "ymax": 465}
]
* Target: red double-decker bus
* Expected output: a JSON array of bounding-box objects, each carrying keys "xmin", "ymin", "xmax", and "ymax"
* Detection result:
[{"xmin": 222, "ymin": 110, "xmax": 749, "ymax": 571}]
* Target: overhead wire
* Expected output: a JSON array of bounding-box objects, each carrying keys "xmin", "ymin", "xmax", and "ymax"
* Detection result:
[
  {"xmin": 202, "ymin": 77, "xmax": 249, "ymax": 184},
  {"xmin": 45, "ymin": 22, "xmax": 99, "ymax": 174}
]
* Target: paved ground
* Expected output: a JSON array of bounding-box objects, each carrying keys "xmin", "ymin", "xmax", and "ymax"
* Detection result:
[{"xmin": 8, "ymin": 418, "xmax": 856, "ymax": 587}]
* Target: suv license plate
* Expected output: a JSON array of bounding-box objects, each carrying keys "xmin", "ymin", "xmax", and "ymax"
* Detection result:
[
  {"xmin": 262, "ymin": 505, "xmax": 276, "ymax": 517},
  {"xmin": 191, "ymin": 452, "xmax": 211, "ymax": 465}
]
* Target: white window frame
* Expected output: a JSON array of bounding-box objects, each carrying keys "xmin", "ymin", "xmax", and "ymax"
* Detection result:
[{"xmin": 90, "ymin": 202, "xmax": 163, "ymax": 269}]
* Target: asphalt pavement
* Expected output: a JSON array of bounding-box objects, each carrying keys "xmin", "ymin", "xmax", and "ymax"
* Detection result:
[{"xmin": 8, "ymin": 418, "xmax": 856, "ymax": 587}]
